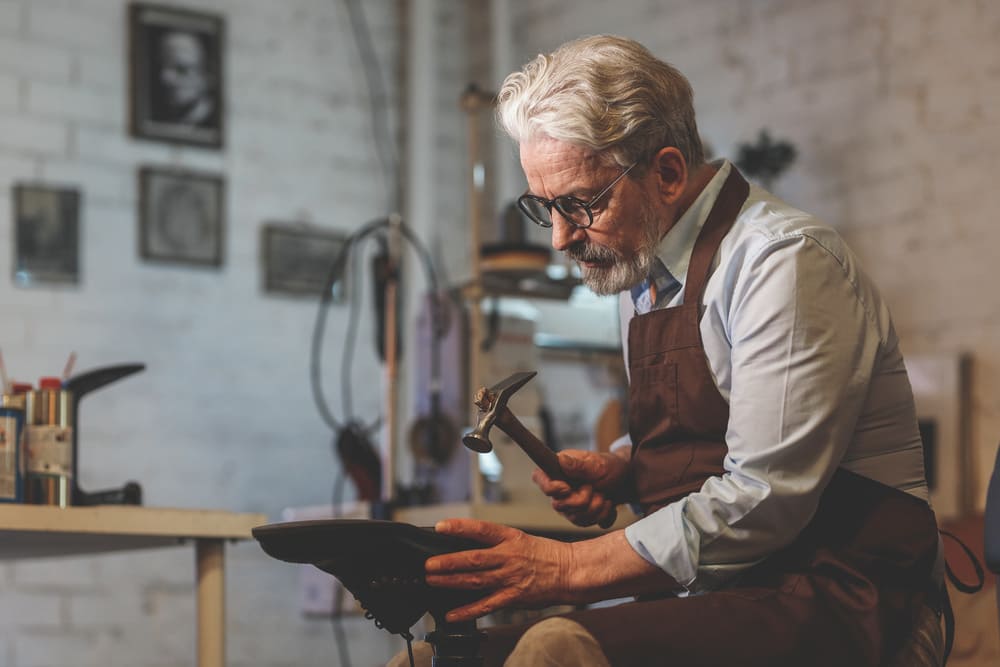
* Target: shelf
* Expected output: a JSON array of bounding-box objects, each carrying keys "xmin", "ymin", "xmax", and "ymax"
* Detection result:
[
  {"xmin": 461, "ymin": 270, "xmax": 581, "ymax": 301},
  {"xmin": 0, "ymin": 504, "xmax": 267, "ymax": 559},
  {"xmin": 0, "ymin": 503, "xmax": 267, "ymax": 667},
  {"xmin": 534, "ymin": 333, "xmax": 622, "ymax": 357}
]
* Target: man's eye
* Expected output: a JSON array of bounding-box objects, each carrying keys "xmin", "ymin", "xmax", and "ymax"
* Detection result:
[{"xmin": 555, "ymin": 198, "xmax": 585, "ymax": 216}]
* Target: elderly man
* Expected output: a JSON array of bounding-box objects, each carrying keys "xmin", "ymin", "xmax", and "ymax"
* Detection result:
[{"xmin": 392, "ymin": 35, "xmax": 943, "ymax": 667}]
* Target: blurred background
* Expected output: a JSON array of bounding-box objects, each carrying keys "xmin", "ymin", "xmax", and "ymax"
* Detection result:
[{"xmin": 0, "ymin": 0, "xmax": 997, "ymax": 665}]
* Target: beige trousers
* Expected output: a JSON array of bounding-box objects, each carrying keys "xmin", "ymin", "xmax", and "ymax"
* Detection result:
[
  {"xmin": 385, "ymin": 617, "xmax": 611, "ymax": 667},
  {"xmin": 386, "ymin": 603, "xmax": 943, "ymax": 667}
]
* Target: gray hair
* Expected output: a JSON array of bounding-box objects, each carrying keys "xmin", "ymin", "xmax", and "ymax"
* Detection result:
[{"xmin": 496, "ymin": 35, "xmax": 704, "ymax": 170}]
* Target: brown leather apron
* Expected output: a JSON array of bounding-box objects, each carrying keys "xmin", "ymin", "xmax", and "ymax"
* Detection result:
[{"xmin": 483, "ymin": 167, "xmax": 939, "ymax": 667}]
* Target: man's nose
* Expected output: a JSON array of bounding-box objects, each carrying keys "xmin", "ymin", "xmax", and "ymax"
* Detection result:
[{"xmin": 550, "ymin": 215, "xmax": 586, "ymax": 252}]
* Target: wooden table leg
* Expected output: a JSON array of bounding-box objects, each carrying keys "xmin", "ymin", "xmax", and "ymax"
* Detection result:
[{"xmin": 196, "ymin": 538, "xmax": 225, "ymax": 667}]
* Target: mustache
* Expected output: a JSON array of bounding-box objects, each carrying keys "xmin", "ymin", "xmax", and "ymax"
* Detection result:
[{"xmin": 566, "ymin": 242, "xmax": 620, "ymax": 264}]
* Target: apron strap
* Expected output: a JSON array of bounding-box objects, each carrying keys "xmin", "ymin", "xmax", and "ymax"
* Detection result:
[{"xmin": 682, "ymin": 167, "xmax": 750, "ymax": 303}]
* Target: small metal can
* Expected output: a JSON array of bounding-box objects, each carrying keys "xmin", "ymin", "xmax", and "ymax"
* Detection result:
[
  {"xmin": 0, "ymin": 399, "xmax": 25, "ymax": 503},
  {"xmin": 24, "ymin": 377, "xmax": 74, "ymax": 507}
]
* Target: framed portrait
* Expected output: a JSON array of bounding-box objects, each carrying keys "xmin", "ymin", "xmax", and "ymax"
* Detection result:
[
  {"xmin": 129, "ymin": 2, "xmax": 225, "ymax": 148},
  {"xmin": 261, "ymin": 223, "xmax": 348, "ymax": 300},
  {"xmin": 139, "ymin": 167, "xmax": 225, "ymax": 267},
  {"xmin": 12, "ymin": 184, "xmax": 81, "ymax": 286}
]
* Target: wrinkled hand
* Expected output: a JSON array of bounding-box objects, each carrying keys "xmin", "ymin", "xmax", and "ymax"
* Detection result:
[
  {"xmin": 532, "ymin": 450, "xmax": 630, "ymax": 527},
  {"xmin": 425, "ymin": 519, "xmax": 574, "ymax": 622}
]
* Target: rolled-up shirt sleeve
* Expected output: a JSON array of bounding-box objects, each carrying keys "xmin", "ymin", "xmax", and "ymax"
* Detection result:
[{"xmin": 624, "ymin": 232, "xmax": 884, "ymax": 593}]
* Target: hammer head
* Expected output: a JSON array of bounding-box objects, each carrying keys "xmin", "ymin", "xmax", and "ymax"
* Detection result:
[{"xmin": 461, "ymin": 371, "xmax": 537, "ymax": 453}]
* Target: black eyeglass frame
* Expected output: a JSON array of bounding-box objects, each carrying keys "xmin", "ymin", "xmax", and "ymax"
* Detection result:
[{"xmin": 517, "ymin": 161, "xmax": 638, "ymax": 230}]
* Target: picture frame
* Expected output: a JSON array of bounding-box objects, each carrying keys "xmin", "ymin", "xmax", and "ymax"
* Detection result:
[
  {"xmin": 139, "ymin": 167, "xmax": 225, "ymax": 267},
  {"xmin": 261, "ymin": 223, "xmax": 348, "ymax": 300},
  {"xmin": 12, "ymin": 184, "xmax": 81, "ymax": 287},
  {"xmin": 129, "ymin": 2, "xmax": 225, "ymax": 148}
]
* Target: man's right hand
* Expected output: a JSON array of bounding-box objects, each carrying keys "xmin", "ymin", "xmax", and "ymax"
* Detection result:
[{"xmin": 531, "ymin": 450, "xmax": 631, "ymax": 527}]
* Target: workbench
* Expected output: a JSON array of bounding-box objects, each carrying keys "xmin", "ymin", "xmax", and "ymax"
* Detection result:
[{"xmin": 0, "ymin": 504, "xmax": 267, "ymax": 667}]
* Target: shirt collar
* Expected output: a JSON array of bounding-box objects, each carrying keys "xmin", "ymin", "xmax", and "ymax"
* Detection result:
[
  {"xmin": 654, "ymin": 159, "xmax": 732, "ymax": 290},
  {"xmin": 629, "ymin": 259, "xmax": 676, "ymax": 313}
]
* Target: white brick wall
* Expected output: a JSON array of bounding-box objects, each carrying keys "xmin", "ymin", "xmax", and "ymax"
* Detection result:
[
  {"xmin": 0, "ymin": 114, "xmax": 70, "ymax": 155},
  {"xmin": 0, "ymin": 1, "xmax": 21, "ymax": 36},
  {"xmin": 26, "ymin": 79, "xmax": 124, "ymax": 126},
  {"xmin": 505, "ymin": 0, "xmax": 1000, "ymax": 515},
  {"xmin": 0, "ymin": 0, "xmax": 421, "ymax": 665},
  {"xmin": 9, "ymin": 0, "xmax": 996, "ymax": 664},
  {"xmin": 0, "ymin": 36, "xmax": 75, "ymax": 82}
]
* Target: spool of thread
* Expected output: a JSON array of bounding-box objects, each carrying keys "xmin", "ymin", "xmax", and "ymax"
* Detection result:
[
  {"xmin": 25, "ymin": 377, "xmax": 74, "ymax": 507},
  {"xmin": 0, "ymin": 383, "xmax": 31, "ymax": 410},
  {"xmin": 0, "ymin": 385, "xmax": 29, "ymax": 503}
]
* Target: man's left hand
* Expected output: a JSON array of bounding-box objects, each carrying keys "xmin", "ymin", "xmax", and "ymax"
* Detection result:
[{"xmin": 425, "ymin": 519, "xmax": 574, "ymax": 622}]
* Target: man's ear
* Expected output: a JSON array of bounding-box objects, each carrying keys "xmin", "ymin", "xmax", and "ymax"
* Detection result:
[{"xmin": 651, "ymin": 147, "xmax": 688, "ymax": 205}]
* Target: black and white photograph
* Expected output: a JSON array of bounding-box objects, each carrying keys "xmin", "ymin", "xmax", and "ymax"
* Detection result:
[
  {"xmin": 13, "ymin": 184, "xmax": 81, "ymax": 286},
  {"xmin": 139, "ymin": 167, "xmax": 225, "ymax": 267},
  {"xmin": 129, "ymin": 2, "xmax": 225, "ymax": 148},
  {"xmin": 261, "ymin": 223, "xmax": 347, "ymax": 299}
]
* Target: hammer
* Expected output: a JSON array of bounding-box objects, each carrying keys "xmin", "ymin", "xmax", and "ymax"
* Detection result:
[{"xmin": 463, "ymin": 371, "xmax": 617, "ymax": 529}]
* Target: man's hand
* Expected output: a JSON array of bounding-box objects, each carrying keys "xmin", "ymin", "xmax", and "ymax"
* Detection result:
[
  {"xmin": 425, "ymin": 519, "xmax": 574, "ymax": 622},
  {"xmin": 427, "ymin": 519, "xmax": 679, "ymax": 623},
  {"xmin": 532, "ymin": 450, "xmax": 630, "ymax": 527}
]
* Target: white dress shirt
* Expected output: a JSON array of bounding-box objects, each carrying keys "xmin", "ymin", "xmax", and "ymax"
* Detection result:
[{"xmin": 617, "ymin": 160, "xmax": 930, "ymax": 593}]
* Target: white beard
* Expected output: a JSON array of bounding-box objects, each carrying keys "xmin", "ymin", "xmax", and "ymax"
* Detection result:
[{"xmin": 568, "ymin": 204, "xmax": 663, "ymax": 296}]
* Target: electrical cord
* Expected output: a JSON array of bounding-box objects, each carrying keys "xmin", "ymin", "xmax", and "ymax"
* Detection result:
[
  {"xmin": 342, "ymin": 0, "xmax": 400, "ymax": 214},
  {"xmin": 332, "ymin": 613, "xmax": 352, "ymax": 667},
  {"xmin": 310, "ymin": 217, "xmax": 388, "ymax": 433},
  {"xmin": 310, "ymin": 219, "xmax": 442, "ymax": 667},
  {"xmin": 329, "ymin": 464, "xmax": 353, "ymax": 667},
  {"xmin": 310, "ymin": 217, "xmax": 445, "ymax": 434},
  {"xmin": 328, "ymin": 4, "xmax": 437, "ymax": 665},
  {"xmin": 339, "ymin": 234, "xmax": 361, "ymax": 422},
  {"xmin": 310, "ymin": 218, "xmax": 444, "ymax": 667}
]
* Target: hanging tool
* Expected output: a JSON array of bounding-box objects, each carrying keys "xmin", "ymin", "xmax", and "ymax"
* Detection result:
[{"xmin": 64, "ymin": 363, "xmax": 145, "ymax": 505}]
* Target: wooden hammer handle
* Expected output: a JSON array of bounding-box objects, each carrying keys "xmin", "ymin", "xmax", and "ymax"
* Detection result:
[
  {"xmin": 495, "ymin": 408, "xmax": 618, "ymax": 529},
  {"xmin": 495, "ymin": 408, "xmax": 564, "ymax": 481}
]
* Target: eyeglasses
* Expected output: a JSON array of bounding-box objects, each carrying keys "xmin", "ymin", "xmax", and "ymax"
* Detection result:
[{"xmin": 517, "ymin": 162, "xmax": 637, "ymax": 230}]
